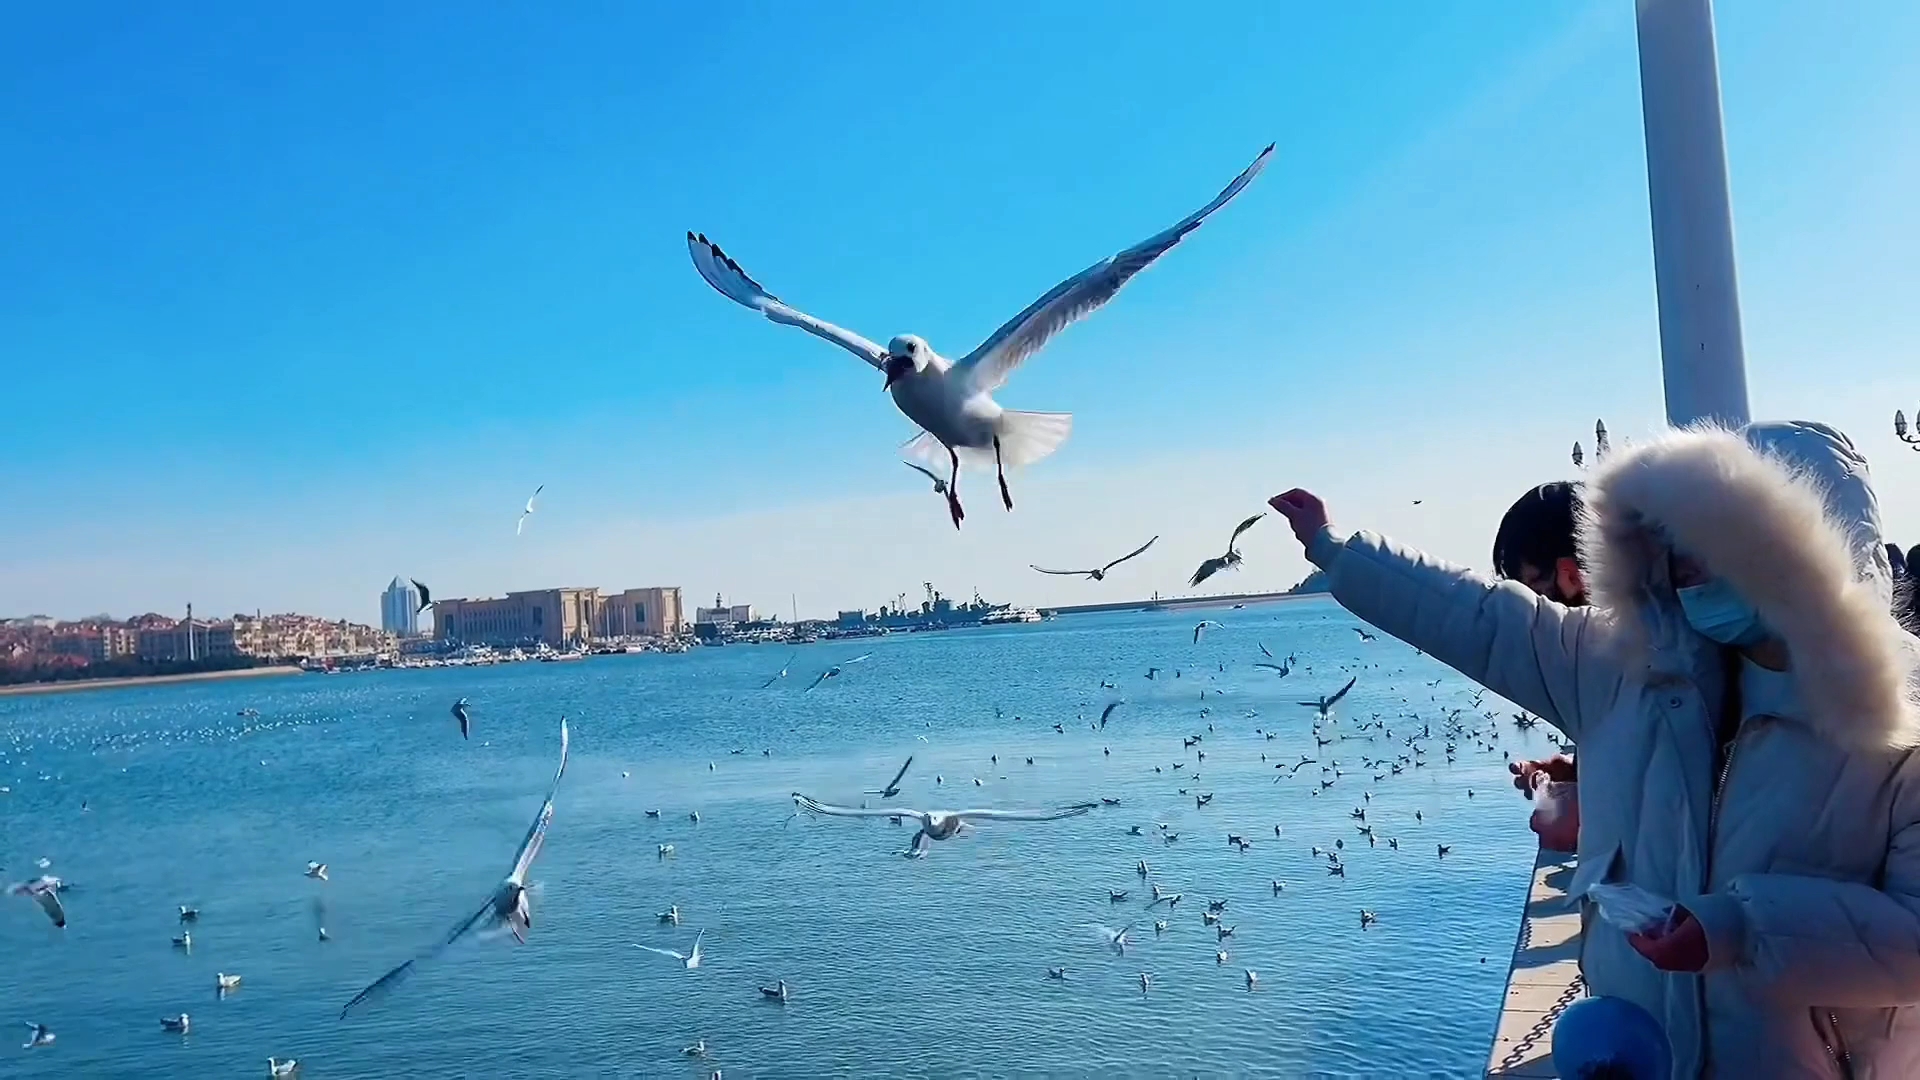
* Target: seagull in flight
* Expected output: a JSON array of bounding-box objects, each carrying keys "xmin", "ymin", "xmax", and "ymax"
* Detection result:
[
  {"xmin": 902, "ymin": 460, "xmax": 951, "ymax": 496},
  {"xmin": 759, "ymin": 652, "xmax": 799, "ymax": 690},
  {"xmin": 1030, "ymin": 536, "xmax": 1158, "ymax": 582},
  {"xmin": 451, "ymin": 698, "xmax": 470, "ymax": 740},
  {"xmin": 339, "ymin": 717, "xmax": 570, "ymax": 1018},
  {"xmin": 9, "ymin": 876, "xmax": 66, "ymax": 928},
  {"xmin": 791, "ymin": 793, "xmax": 1096, "ymax": 857},
  {"xmin": 1352, "ymin": 627, "xmax": 1378, "ymax": 642},
  {"xmin": 20, "ymin": 1022, "xmax": 53, "ymax": 1048},
  {"xmin": 1298, "ymin": 677, "xmax": 1359, "ymax": 722},
  {"xmin": 516, "ymin": 484, "xmax": 544, "ymax": 537},
  {"xmin": 865, "ymin": 756, "xmax": 914, "ymax": 799},
  {"xmin": 633, "ymin": 929, "xmax": 704, "ymax": 970},
  {"xmin": 1252, "ymin": 661, "xmax": 1292, "ymax": 677},
  {"xmin": 687, "ymin": 145, "xmax": 1273, "ymax": 530},
  {"xmin": 411, "ymin": 579, "xmax": 435, "ymax": 615},
  {"xmin": 1098, "ymin": 701, "xmax": 1125, "ymax": 730},
  {"xmin": 1190, "ymin": 514, "xmax": 1263, "ymax": 587},
  {"xmin": 1193, "ymin": 621, "xmax": 1223, "ymax": 644},
  {"xmin": 805, "ymin": 654, "xmax": 872, "ymax": 692},
  {"xmin": 1084, "ymin": 922, "xmax": 1134, "ymax": 955}
]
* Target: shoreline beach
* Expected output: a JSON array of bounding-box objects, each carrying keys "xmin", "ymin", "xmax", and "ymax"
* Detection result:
[{"xmin": 0, "ymin": 664, "xmax": 306, "ymax": 697}]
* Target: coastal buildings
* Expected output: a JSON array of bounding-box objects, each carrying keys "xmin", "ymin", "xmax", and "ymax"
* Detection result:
[
  {"xmin": 380, "ymin": 577, "xmax": 420, "ymax": 637},
  {"xmin": 432, "ymin": 585, "xmax": 684, "ymax": 646}
]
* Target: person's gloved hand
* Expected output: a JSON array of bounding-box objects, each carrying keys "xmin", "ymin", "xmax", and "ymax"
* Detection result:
[
  {"xmin": 1268, "ymin": 489, "xmax": 1330, "ymax": 553},
  {"xmin": 1510, "ymin": 756, "xmax": 1579, "ymax": 852},
  {"xmin": 1627, "ymin": 907, "xmax": 1709, "ymax": 972},
  {"xmin": 1510, "ymin": 754, "xmax": 1577, "ymax": 793}
]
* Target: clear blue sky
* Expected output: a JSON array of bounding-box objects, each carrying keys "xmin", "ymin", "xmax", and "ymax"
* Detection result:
[{"xmin": 5, "ymin": 2, "xmax": 1918, "ymax": 623}]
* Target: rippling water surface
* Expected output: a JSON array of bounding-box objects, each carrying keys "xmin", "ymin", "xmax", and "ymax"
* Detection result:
[{"xmin": 1, "ymin": 599, "xmax": 1560, "ymax": 1078}]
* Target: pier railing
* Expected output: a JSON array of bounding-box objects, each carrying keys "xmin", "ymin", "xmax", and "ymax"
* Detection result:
[{"xmin": 1485, "ymin": 847, "xmax": 1583, "ymax": 1078}]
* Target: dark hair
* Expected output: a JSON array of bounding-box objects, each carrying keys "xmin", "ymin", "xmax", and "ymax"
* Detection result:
[{"xmin": 1492, "ymin": 481, "xmax": 1585, "ymax": 580}]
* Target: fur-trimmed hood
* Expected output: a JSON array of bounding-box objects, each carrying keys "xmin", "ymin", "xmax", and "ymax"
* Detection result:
[{"xmin": 1576, "ymin": 420, "xmax": 1920, "ymax": 750}]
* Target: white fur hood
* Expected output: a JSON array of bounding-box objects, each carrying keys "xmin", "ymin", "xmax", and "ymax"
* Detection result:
[{"xmin": 1575, "ymin": 420, "xmax": 1920, "ymax": 750}]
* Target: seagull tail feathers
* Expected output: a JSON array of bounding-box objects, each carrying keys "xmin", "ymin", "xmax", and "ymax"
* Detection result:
[{"xmin": 979, "ymin": 411, "xmax": 1073, "ymax": 469}]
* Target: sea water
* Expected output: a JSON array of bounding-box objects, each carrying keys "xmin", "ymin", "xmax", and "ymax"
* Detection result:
[{"xmin": 0, "ymin": 599, "xmax": 1558, "ymax": 1078}]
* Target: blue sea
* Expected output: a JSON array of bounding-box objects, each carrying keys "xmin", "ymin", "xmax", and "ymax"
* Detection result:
[{"xmin": 0, "ymin": 599, "xmax": 1559, "ymax": 1078}]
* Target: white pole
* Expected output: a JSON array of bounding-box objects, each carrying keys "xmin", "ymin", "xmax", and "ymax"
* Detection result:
[{"xmin": 1635, "ymin": 0, "xmax": 1751, "ymax": 428}]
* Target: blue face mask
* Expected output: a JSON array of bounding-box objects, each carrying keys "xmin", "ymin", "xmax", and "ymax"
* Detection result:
[{"xmin": 1676, "ymin": 578, "xmax": 1770, "ymax": 647}]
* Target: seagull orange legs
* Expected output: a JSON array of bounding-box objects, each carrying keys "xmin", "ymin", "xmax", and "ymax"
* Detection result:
[
  {"xmin": 945, "ymin": 446, "xmax": 965, "ymax": 529},
  {"xmin": 994, "ymin": 436, "xmax": 1013, "ymax": 511}
]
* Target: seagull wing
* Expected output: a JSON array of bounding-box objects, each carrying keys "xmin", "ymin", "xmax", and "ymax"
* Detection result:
[
  {"xmin": 793, "ymin": 794, "xmax": 923, "ymax": 821},
  {"xmin": 1189, "ymin": 556, "xmax": 1228, "ymax": 587},
  {"xmin": 842, "ymin": 653, "xmax": 874, "ymax": 666},
  {"xmin": 902, "ymin": 460, "xmax": 944, "ymax": 485},
  {"xmin": 1252, "ymin": 663, "xmax": 1289, "ymax": 672},
  {"xmin": 516, "ymin": 515, "xmax": 527, "ymax": 536},
  {"xmin": 1030, "ymin": 565, "xmax": 1092, "ymax": 576},
  {"xmin": 688, "ymin": 929, "xmax": 703, "ymax": 967},
  {"xmin": 632, "ymin": 944, "xmax": 689, "ymax": 962},
  {"xmin": 884, "ymin": 756, "xmax": 914, "ymax": 791},
  {"xmin": 955, "ymin": 144, "xmax": 1274, "ymax": 395},
  {"xmin": 526, "ymin": 485, "xmax": 543, "ymax": 513},
  {"xmin": 953, "ymin": 803, "xmax": 1098, "ymax": 823},
  {"xmin": 803, "ymin": 670, "xmax": 829, "ymax": 693},
  {"xmin": 1258, "ymin": 642, "xmax": 1273, "ymax": 658},
  {"xmin": 1327, "ymin": 677, "xmax": 1358, "ymax": 709},
  {"xmin": 30, "ymin": 885, "xmax": 65, "ymax": 927},
  {"xmin": 340, "ymin": 896, "xmax": 496, "ymax": 1019},
  {"xmin": 1100, "ymin": 535, "xmax": 1159, "ymax": 573},
  {"xmin": 760, "ymin": 652, "xmax": 798, "ymax": 689},
  {"xmin": 411, "ymin": 579, "xmax": 432, "ymax": 610},
  {"xmin": 508, "ymin": 717, "xmax": 570, "ymax": 885},
  {"xmin": 687, "ymin": 232, "xmax": 887, "ymax": 369},
  {"xmin": 1226, "ymin": 513, "xmax": 1264, "ymax": 552}
]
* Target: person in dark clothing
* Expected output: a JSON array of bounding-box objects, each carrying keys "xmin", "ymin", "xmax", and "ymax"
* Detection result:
[{"xmin": 1492, "ymin": 481, "xmax": 1588, "ymax": 606}]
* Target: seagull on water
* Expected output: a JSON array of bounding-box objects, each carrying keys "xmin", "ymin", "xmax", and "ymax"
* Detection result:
[
  {"xmin": 633, "ymin": 929, "xmax": 704, "ymax": 970},
  {"xmin": 805, "ymin": 654, "xmax": 872, "ymax": 692},
  {"xmin": 216, "ymin": 973, "xmax": 243, "ymax": 992},
  {"xmin": 9, "ymin": 876, "xmax": 66, "ymax": 927},
  {"xmin": 1085, "ymin": 922, "xmax": 1134, "ymax": 955},
  {"xmin": 658, "ymin": 905, "xmax": 681, "ymax": 925},
  {"xmin": 1298, "ymin": 677, "xmax": 1359, "ymax": 722},
  {"xmin": 760, "ymin": 980, "xmax": 789, "ymax": 1003},
  {"xmin": 1030, "ymin": 536, "xmax": 1158, "ymax": 582},
  {"xmin": 792, "ymin": 793, "xmax": 1096, "ymax": 857},
  {"xmin": 516, "ymin": 484, "xmax": 544, "ymax": 536},
  {"xmin": 305, "ymin": 862, "xmax": 328, "ymax": 881},
  {"xmin": 21, "ymin": 1022, "xmax": 53, "ymax": 1048},
  {"xmin": 269, "ymin": 1059, "xmax": 300, "ymax": 1077},
  {"xmin": 160, "ymin": 1014, "xmax": 190, "ymax": 1033},
  {"xmin": 687, "ymin": 146, "xmax": 1273, "ymax": 529},
  {"xmin": 1046, "ymin": 966, "xmax": 1066, "ymax": 980},
  {"xmin": 864, "ymin": 756, "xmax": 914, "ymax": 799},
  {"xmin": 1189, "ymin": 514, "xmax": 1264, "ymax": 587},
  {"xmin": 339, "ymin": 717, "xmax": 569, "ymax": 1018}
]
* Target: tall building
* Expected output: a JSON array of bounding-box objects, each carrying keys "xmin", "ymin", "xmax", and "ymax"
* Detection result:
[
  {"xmin": 381, "ymin": 577, "xmax": 420, "ymax": 637},
  {"xmin": 433, "ymin": 585, "xmax": 683, "ymax": 645}
]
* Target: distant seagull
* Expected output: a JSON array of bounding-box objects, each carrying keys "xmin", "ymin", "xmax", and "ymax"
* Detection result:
[
  {"xmin": 805, "ymin": 654, "xmax": 873, "ymax": 692},
  {"xmin": 411, "ymin": 579, "xmax": 435, "ymax": 615},
  {"xmin": 1189, "ymin": 514, "xmax": 1264, "ymax": 587},
  {"xmin": 269, "ymin": 1059, "xmax": 300, "ymax": 1078},
  {"xmin": 313, "ymin": 897, "xmax": 329, "ymax": 942},
  {"xmin": 1258, "ymin": 642, "xmax": 1273, "ymax": 658},
  {"xmin": 9, "ymin": 876, "xmax": 65, "ymax": 928},
  {"xmin": 516, "ymin": 484, "xmax": 544, "ymax": 536},
  {"xmin": 760, "ymin": 980, "xmax": 789, "ymax": 1003},
  {"xmin": 792, "ymin": 793, "xmax": 1096, "ymax": 857},
  {"xmin": 865, "ymin": 756, "xmax": 914, "ymax": 799},
  {"xmin": 159, "ymin": 1014, "xmax": 190, "ymax": 1034},
  {"xmin": 216, "ymin": 973, "xmax": 243, "ymax": 992},
  {"xmin": 658, "ymin": 905, "xmax": 681, "ymax": 925},
  {"xmin": 173, "ymin": 931, "xmax": 192, "ymax": 950},
  {"xmin": 1572, "ymin": 441, "xmax": 1585, "ymax": 468},
  {"xmin": 1030, "ymin": 536, "xmax": 1159, "ymax": 582},
  {"xmin": 1298, "ymin": 677, "xmax": 1359, "ymax": 721},
  {"xmin": 1245, "ymin": 969, "xmax": 1259, "ymax": 990},
  {"xmin": 902, "ymin": 460, "xmax": 951, "ymax": 496},
  {"xmin": 1352, "ymin": 628, "xmax": 1377, "ymax": 642},
  {"xmin": 340, "ymin": 717, "xmax": 570, "ymax": 1019},
  {"xmin": 633, "ymin": 929, "xmax": 704, "ymax": 970},
  {"xmin": 1046, "ymin": 967, "xmax": 1066, "ymax": 980},
  {"xmin": 1084, "ymin": 922, "xmax": 1134, "ymax": 955},
  {"xmin": 178, "ymin": 905, "xmax": 199, "ymax": 923},
  {"xmin": 759, "ymin": 652, "xmax": 799, "ymax": 690},
  {"xmin": 685, "ymin": 1040, "xmax": 708, "ymax": 1058},
  {"xmin": 305, "ymin": 862, "xmax": 329, "ymax": 881},
  {"xmin": 1193, "ymin": 621, "xmax": 1223, "ymax": 644},
  {"xmin": 687, "ymin": 145, "xmax": 1273, "ymax": 530},
  {"xmin": 452, "ymin": 698, "xmax": 470, "ymax": 739},
  {"xmin": 1098, "ymin": 702, "xmax": 1125, "ymax": 730},
  {"xmin": 21, "ymin": 1022, "xmax": 53, "ymax": 1048},
  {"xmin": 1139, "ymin": 972, "xmax": 1152, "ymax": 994},
  {"xmin": 1252, "ymin": 661, "xmax": 1291, "ymax": 677}
]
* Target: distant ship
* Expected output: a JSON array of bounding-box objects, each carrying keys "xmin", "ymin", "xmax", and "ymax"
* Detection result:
[
  {"xmin": 980, "ymin": 606, "xmax": 1043, "ymax": 626},
  {"xmin": 864, "ymin": 585, "xmax": 1013, "ymax": 631}
]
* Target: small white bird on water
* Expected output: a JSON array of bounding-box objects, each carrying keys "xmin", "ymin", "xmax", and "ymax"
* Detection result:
[
  {"xmin": 633, "ymin": 929, "xmax": 704, "ymax": 970},
  {"xmin": 268, "ymin": 1058, "xmax": 300, "ymax": 1077},
  {"xmin": 160, "ymin": 1014, "xmax": 190, "ymax": 1033},
  {"xmin": 21, "ymin": 1022, "xmax": 54, "ymax": 1048},
  {"xmin": 305, "ymin": 862, "xmax": 328, "ymax": 881},
  {"xmin": 687, "ymin": 145, "xmax": 1273, "ymax": 529},
  {"xmin": 216, "ymin": 973, "xmax": 242, "ymax": 992},
  {"xmin": 791, "ymin": 793, "xmax": 1096, "ymax": 857},
  {"xmin": 516, "ymin": 484, "xmax": 544, "ymax": 536}
]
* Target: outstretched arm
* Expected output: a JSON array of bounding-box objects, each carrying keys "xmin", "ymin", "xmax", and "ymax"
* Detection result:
[{"xmin": 1270, "ymin": 490, "xmax": 1616, "ymax": 742}]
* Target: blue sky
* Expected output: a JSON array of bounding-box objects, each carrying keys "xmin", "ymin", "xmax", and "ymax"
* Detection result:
[{"xmin": 4, "ymin": 2, "xmax": 1918, "ymax": 623}]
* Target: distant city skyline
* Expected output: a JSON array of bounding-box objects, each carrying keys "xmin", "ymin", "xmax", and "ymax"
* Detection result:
[{"xmin": 5, "ymin": 4, "xmax": 1918, "ymax": 623}]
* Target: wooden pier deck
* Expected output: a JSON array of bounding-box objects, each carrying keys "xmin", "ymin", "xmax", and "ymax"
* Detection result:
[{"xmin": 1485, "ymin": 848, "xmax": 1584, "ymax": 1078}]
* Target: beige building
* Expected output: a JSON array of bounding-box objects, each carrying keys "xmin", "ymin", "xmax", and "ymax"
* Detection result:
[
  {"xmin": 435, "ymin": 585, "xmax": 683, "ymax": 645},
  {"xmin": 136, "ymin": 619, "xmax": 236, "ymax": 662}
]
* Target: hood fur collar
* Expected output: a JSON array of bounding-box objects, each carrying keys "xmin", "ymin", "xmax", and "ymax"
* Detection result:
[{"xmin": 1576, "ymin": 421, "xmax": 1920, "ymax": 751}]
